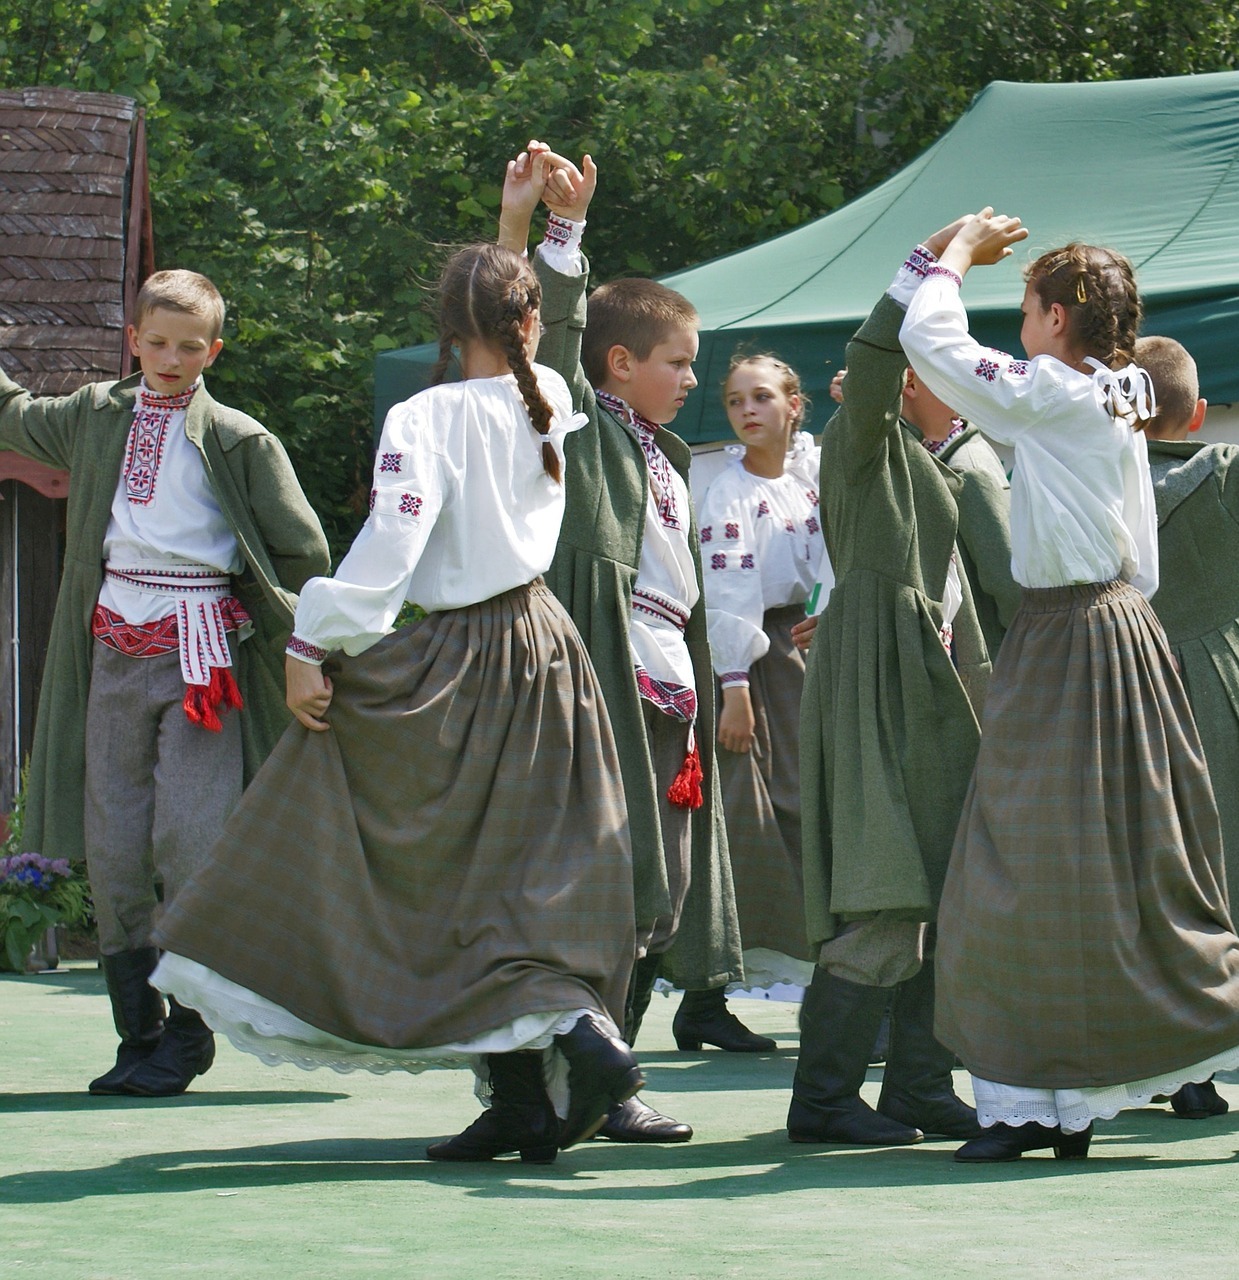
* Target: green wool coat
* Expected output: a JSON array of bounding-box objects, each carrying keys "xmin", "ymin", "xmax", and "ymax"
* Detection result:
[
  {"xmin": 936, "ymin": 425, "xmax": 1020, "ymax": 659},
  {"xmin": 0, "ymin": 369, "xmax": 330, "ymax": 864},
  {"xmin": 1147, "ymin": 438, "xmax": 1239, "ymax": 896},
  {"xmin": 534, "ymin": 256, "xmax": 742, "ymax": 990},
  {"xmin": 801, "ymin": 295, "xmax": 991, "ymax": 949}
]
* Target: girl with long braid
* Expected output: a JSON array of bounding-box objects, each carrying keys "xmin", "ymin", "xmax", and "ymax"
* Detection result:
[
  {"xmin": 153, "ymin": 242, "xmax": 645, "ymax": 1164},
  {"xmin": 897, "ymin": 212, "xmax": 1239, "ymax": 1162}
]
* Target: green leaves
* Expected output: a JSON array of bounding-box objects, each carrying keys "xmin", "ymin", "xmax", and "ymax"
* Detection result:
[{"xmin": 3, "ymin": 0, "xmax": 1237, "ymax": 558}]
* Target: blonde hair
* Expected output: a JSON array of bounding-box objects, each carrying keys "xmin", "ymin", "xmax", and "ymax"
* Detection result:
[
  {"xmin": 581, "ymin": 277, "xmax": 699, "ymax": 386},
  {"xmin": 1135, "ymin": 336, "xmax": 1199, "ymax": 434},
  {"xmin": 134, "ymin": 270, "xmax": 226, "ymax": 340}
]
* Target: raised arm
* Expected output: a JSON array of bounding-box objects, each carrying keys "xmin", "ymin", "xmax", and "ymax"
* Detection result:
[{"xmin": 0, "ymin": 365, "xmax": 92, "ymax": 471}]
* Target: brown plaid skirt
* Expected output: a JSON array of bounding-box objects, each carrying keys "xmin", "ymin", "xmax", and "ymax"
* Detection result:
[
  {"xmin": 936, "ymin": 580, "xmax": 1239, "ymax": 1088},
  {"xmin": 155, "ymin": 581, "xmax": 635, "ymax": 1049},
  {"xmin": 718, "ymin": 604, "xmax": 813, "ymax": 964}
]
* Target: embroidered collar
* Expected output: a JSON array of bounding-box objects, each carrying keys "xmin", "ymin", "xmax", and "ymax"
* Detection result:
[
  {"xmin": 596, "ymin": 389, "xmax": 657, "ymax": 440},
  {"xmin": 123, "ymin": 380, "xmax": 200, "ymax": 506},
  {"xmin": 923, "ymin": 419, "xmax": 966, "ymax": 456},
  {"xmin": 137, "ymin": 379, "xmax": 200, "ymax": 412},
  {"xmin": 596, "ymin": 388, "xmax": 682, "ymax": 531}
]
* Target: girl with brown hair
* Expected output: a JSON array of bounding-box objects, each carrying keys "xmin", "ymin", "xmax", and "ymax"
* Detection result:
[
  {"xmin": 152, "ymin": 242, "xmax": 644, "ymax": 1164},
  {"xmin": 898, "ymin": 212, "xmax": 1239, "ymax": 1162}
]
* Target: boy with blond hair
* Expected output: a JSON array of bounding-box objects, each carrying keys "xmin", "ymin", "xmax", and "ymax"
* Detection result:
[
  {"xmin": 499, "ymin": 146, "xmax": 746, "ymax": 1143},
  {"xmin": 0, "ymin": 268, "xmax": 329, "ymax": 1097},
  {"xmin": 1140, "ymin": 333, "xmax": 1239, "ymax": 1122}
]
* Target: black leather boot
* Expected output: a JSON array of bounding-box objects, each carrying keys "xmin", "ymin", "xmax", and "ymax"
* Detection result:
[
  {"xmin": 787, "ymin": 967, "xmax": 922, "ymax": 1145},
  {"xmin": 554, "ymin": 1012, "xmax": 645, "ymax": 1148},
  {"xmin": 877, "ymin": 960, "xmax": 982, "ymax": 1138},
  {"xmin": 122, "ymin": 996, "xmax": 215, "ymax": 1096},
  {"xmin": 88, "ymin": 947, "xmax": 166, "ymax": 1095},
  {"xmin": 624, "ymin": 953, "xmax": 663, "ymax": 1047},
  {"xmin": 1170, "ymin": 1077, "xmax": 1230, "ymax": 1119},
  {"xmin": 427, "ymin": 1052, "xmax": 559, "ymax": 1164},
  {"xmin": 955, "ymin": 1121, "xmax": 1092, "ymax": 1162},
  {"xmin": 673, "ymin": 986, "xmax": 777, "ymax": 1052}
]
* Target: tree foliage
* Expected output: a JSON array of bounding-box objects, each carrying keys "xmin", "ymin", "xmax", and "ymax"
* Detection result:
[{"xmin": 2, "ymin": 1, "xmax": 1237, "ymax": 552}]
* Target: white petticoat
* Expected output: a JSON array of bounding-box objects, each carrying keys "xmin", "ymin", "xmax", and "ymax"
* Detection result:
[
  {"xmin": 972, "ymin": 1042, "xmax": 1239, "ymax": 1133},
  {"xmin": 730, "ymin": 947, "xmax": 813, "ymax": 995},
  {"xmin": 152, "ymin": 953, "xmax": 598, "ymax": 1116}
]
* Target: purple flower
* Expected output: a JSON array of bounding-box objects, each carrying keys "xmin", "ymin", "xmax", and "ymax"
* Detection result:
[{"xmin": 0, "ymin": 852, "xmax": 74, "ymax": 890}]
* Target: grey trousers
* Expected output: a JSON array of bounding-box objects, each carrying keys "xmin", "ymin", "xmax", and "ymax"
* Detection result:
[
  {"xmin": 84, "ymin": 640, "xmax": 243, "ymax": 955},
  {"xmin": 817, "ymin": 914, "xmax": 927, "ymax": 988},
  {"xmin": 642, "ymin": 701, "xmax": 693, "ymax": 957}
]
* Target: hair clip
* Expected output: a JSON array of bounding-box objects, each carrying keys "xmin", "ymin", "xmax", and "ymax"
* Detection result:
[{"xmin": 1076, "ymin": 276, "xmax": 1088, "ymax": 304}]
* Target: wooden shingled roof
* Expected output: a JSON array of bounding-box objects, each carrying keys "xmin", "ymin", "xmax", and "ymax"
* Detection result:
[{"xmin": 0, "ymin": 86, "xmax": 154, "ymax": 399}]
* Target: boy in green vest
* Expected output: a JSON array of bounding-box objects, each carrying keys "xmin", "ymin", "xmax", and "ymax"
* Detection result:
[
  {"xmin": 0, "ymin": 269, "xmax": 329, "ymax": 1097},
  {"xmin": 790, "ymin": 236, "xmax": 990, "ymax": 1147},
  {"xmin": 1139, "ymin": 334, "xmax": 1238, "ymax": 1122},
  {"xmin": 498, "ymin": 144, "xmax": 748, "ymax": 1143}
]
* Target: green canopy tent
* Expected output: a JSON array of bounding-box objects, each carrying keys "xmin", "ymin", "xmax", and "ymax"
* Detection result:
[{"xmin": 375, "ymin": 71, "xmax": 1239, "ymax": 443}]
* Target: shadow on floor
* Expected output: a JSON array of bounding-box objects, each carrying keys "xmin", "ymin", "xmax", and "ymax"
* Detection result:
[
  {"xmin": 3, "ymin": 1112, "xmax": 1237, "ymax": 1206},
  {"xmin": 0, "ymin": 1089, "xmax": 349, "ymax": 1114}
]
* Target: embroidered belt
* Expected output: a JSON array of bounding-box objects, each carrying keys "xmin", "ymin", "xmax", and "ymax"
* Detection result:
[
  {"xmin": 634, "ymin": 665, "xmax": 697, "ymax": 724},
  {"xmin": 99, "ymin": 566, "xmax": 246, "ymax": 688}
]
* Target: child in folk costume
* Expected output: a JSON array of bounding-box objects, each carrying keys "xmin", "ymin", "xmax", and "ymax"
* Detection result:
[
  {"xmin": 500, "ymin": 145, "xmax": 745, "ymax": 1142},
  {"xmin": 0, "ymin": 270, "xmax": 329, "ymax": 1097},
  {"xmin": 684, "ymin": 355, "xmax": 829, "ymax": 1037},
  {"xmin": 153, "ymin": 243, "xmax": 643, "ymax": 1165},
  {"xmin": 900, "ymin": 212, "xmax": 1239, "ymax": 1162},
  {"xmin": 825, "ymin": 364, "xmax": 1019, "ymax": 661},
  {"xmin": 789, "ymin": 241, "xmax": 991, "ymax": 1148},
  {"xmin": 1139, "ymin": 334, "xmax": 1239, "ymax": 1122},
  {"xmin": 908, "ymin": 375, "xmax": 1021, "ymax": 658}
]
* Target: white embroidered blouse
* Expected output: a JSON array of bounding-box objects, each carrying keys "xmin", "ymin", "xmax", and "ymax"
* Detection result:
[
  {"xmin": 100, "ymin": 393, "xmax": 244, "ymax": 625},
  {"xmin": 697, "ymin": 433, "xmax": 830, "ymax": 686},
  {"xmin": 288, "ymin": 366, "xmax": 585, "ymax": 662},
  {"xmin": 895, "ymin": 258, "xmax": 1158, "ymax": 597}
]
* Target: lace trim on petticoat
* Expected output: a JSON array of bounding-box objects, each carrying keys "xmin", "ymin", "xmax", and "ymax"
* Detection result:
[
  {"xmin": 151, "ymin": 953, "xmax": 589, "ymax": 1081},
  {"xmin": 971, "ymin": 1041, "xmax": 1239, "ymax": 1134},
  {"xmin": 728, "ymin": 947, "xmax": 814, "ymax": 994}
]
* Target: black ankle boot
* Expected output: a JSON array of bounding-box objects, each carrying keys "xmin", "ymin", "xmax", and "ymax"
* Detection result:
[
  {"xmin": 597, "ymin": 1095, "xmax": 693, "ymax": 1143},
  {"xmin": 788, "ymin": 968, "xmax": 922, "ymax": 1146},
  {"xmin": 89, "ymin": 948, "xmax": 166, "ymax": 1095},
  {"xmin": 1170, "ymin": 1078, "xmax": 1229, "ymax": 1119},
  {"xmin": 673, "ymin": 986, "xmax": 776, "ymax": 1053},
  {"xmin": 122, "ymin": 996, "xmax": 215, "ymax": 1096},
  {"xmin": 624, "ymin": 953, "xmax": 663, "ymax": 1047},
  {"xmin": 427, "ymin": 1052, "xmax": 558, "ymax": 1164},
  {"xmin": 554, "ymin": 1012, "xmax": 645, "ymax": 1148},
  {"xmin": 877, "ymin": 960, "xmax": 981, "ymax": 1139},
  {"xmin": 955, "ymin": 1121, "xmax": 1093, "ymax": 1163}
]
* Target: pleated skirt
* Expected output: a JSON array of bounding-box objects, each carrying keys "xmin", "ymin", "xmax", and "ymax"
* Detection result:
[
  {"xmin": 936, "ymin": 579, "xmax": 1239, "ymax": 1092},
  {"xmin": 718, "ymin": 604, "xmax": 814, "ymax": 986},
  {"xmin": 154, "ymin": 580, "xmax": 636, "ymax": 1072}
]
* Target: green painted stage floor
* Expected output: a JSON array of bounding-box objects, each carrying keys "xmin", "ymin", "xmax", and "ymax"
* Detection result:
[{"xmin": 3, "ymin": 964, "xmax": 1238, "ymax": 1279}]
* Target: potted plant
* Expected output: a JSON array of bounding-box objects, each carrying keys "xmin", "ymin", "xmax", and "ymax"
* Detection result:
[{"xmin": 0, "ymin": 774, "xmax": 91, "ymax": 973}]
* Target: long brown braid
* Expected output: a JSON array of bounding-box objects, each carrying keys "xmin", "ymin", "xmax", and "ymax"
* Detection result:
[
  {"xmin": 431, "ymin": 244, "xmax": 560, "ymax": 482},
  {"xmin": 1025, "ymin": 242, "xmax": 1143, "ymax": 369}
]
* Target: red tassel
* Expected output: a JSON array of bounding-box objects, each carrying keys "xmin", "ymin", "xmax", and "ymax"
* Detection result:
[
  {"xmin": 667, "ymin": 739, "xmax": 704, "ymax": 810},
  {"xmin": 182, "ymin": 666, "xmax": 245, "ymax": 732}
]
